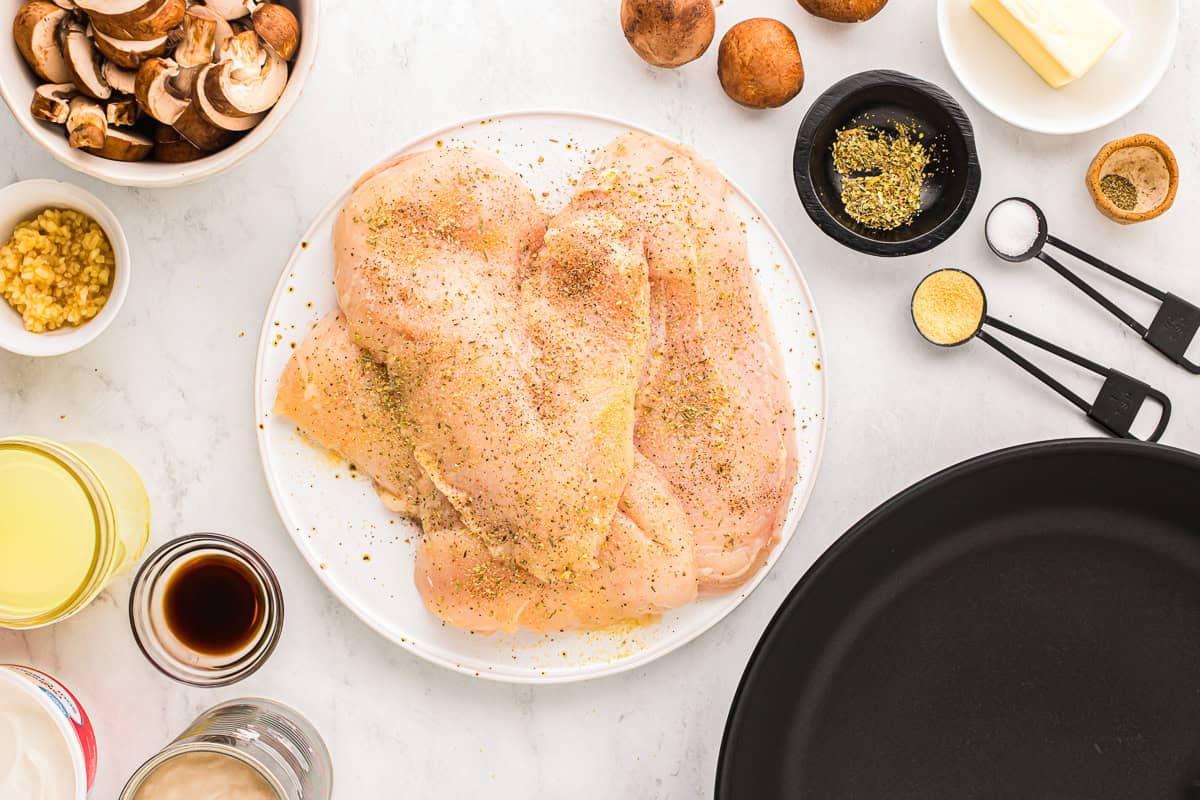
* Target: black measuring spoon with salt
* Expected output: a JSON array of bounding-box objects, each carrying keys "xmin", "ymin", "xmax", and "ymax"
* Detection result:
[
  {"xmin": 912, "ymin": 269, "xmax": 1172, "ymax": 442},
  {"xmin": 985, "ymin": 197, "xmax": 1200, "ymax": 373}
]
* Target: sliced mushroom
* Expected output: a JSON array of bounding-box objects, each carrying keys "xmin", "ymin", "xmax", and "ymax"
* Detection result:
[
  {"xmin": 52, "ymin": 0, "xmax": 77, "ymax": 8},
  {"xmin": 89, "ymin": 0, "xmax": 184, "ymax": 42},
  {"xmin": 215, "ymin": 29, "xmax": 263, "ymax": 72},
  {"xmin": 91, "ymin": 26, "xmax": 169, "ymax": 69},
  {"xmin": 188, "ymin": 3, "xmax": 235, "ymax": 51},
  {"xmin": 13, "ymin": 1, "xmax": 72, "ymax": 83},
  {"xmin": 171, "ymin": 101, "xmax": 232, "ymax": 151},
  {"xmin": 203, "ymin": 0, "xmax": 251, "ymax": 21},
  {"xmin": 66, "ymin": 95, "xmax": 106, "ymax": 148},
  {"xmin": 74, "ymin": 0, "xmax": 158, "ymax": 19},
  {"xmin": 101, "ymin": 60, "xmax": 136, "ymax": 94},
  {"xmin": 134, "ymin": 56, "xmax": 189, "ymax": 123},
  {"xmin": 205, "ymin": 31, "xmax": 286, "ymax": 116},
  {"xmin": 84, "ymin": 126, "xmax": 153, "ymax": 160},
  {"xmin": 105, "ymin": 96, "xmax": 138, "ymax": 124},
  {"xmin": 227, "ymin": 16, "xmax": 253, "ymax": 35},
  {"xmin": 30, "ymin": 82, "xmax": 77, "ymax": 123},
  {"xmin": 193, "ymin": 63, "xmax": 262, "ymax": 131},
  {"xmin": 60, "ymin": 20, "xmax": 112, "ymax": 100},
  {"xmin": 174, "ymin": 6, "xmax": 218, "ymax": 68},
  {"xmin": 251, "ymin": 2, "xmax": 298, "ymax": 61},
  {"xmin": 152, "ymin": 122, "xmax": 204, "ymax": 161}
]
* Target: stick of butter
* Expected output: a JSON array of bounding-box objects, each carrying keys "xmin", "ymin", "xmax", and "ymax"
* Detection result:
[{"xmin": 971, "ymin": 0, "xmax": 1125, "ymax": 88}]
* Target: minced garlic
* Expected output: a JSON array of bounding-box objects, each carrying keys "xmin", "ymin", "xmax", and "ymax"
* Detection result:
[{"xmin": 0, "ymin": 208, "xmax": 115, "ymax": 333}]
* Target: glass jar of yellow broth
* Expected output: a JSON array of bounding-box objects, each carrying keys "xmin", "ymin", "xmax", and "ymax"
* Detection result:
[{"xmin": 0, "ymin": 437, "xmax": 150, "ymax": 629}]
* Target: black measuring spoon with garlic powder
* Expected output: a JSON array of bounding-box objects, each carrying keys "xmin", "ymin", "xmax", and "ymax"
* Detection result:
[
  {"xmin": 985, "ymin": 197, "xmax": 1200, "ymax": 374},
  {"xmin": 912, "ymin": 269, "xmax": 1172, "ymax": 442}
]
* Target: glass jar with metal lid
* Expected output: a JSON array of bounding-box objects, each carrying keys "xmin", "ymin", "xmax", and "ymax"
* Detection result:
[
  {"xmin": 0, "ymin": 436, "xmax": 150, "ymax": 629},
  {"xmin": 119, "ymin": 698, "xmax": 333, "ymax": 800}
]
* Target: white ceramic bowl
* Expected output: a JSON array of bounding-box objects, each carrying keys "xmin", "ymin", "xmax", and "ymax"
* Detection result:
[
  {"xmin": 0, "ymin": 0, "xmax": 317, "ymax": 187},
  {"xmin": 0, "ymin": 179, "xmax": 130, "ymax": 356},
  {"xmin": 938, "ymin": 0, "xmax": 1179, "ymax": 135}
]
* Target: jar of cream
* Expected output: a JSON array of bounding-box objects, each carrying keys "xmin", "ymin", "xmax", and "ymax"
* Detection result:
[
  {"xmin": 0, "ymin": 436, "xmax": 150, "ymax": 629},
  {"xmin": 119, "ymin": 698, "xmax": 332, "ymax": 800}
]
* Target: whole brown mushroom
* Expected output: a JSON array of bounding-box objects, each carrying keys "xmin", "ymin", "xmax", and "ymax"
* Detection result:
[
  {"xmin": 797, "ymin": 0, "xmax": 888, "ymax": 23},
  {"xmin": 252, "ymin": 2, "xmax": 299, "ymax": 61},
  {"xmin": 621, "ymin": 0, "xmax": 715, "ymax": 68},
  {"xmin": 717, "ymin": 18, "xmax": 804, "ymax": 109}
]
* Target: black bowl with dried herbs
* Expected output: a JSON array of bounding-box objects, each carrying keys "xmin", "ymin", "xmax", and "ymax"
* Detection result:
[{"xmin": 794, "ymin": 70, "xmax": 982, "ymax": 257}]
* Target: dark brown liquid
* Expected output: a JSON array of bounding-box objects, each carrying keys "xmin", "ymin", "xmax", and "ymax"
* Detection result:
[{"xmin": 162, "ymin": 555, "xmax": 264, "ymax": 657}]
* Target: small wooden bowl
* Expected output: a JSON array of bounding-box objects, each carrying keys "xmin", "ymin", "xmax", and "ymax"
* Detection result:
[{"xmin": 1086, "ymin": 134, "xmax": 1178, "ymax": 225}]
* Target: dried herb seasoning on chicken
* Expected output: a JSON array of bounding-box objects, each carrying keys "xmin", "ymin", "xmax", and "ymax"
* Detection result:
[{"xmin": 274, "ymin": 134, "xmax": 799, "ymax": 634}]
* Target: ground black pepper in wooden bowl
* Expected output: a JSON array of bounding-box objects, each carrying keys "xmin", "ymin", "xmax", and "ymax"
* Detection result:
[{"xmin": 1099, "ymin": 173, "xmax": 1138, "ymax": 212}]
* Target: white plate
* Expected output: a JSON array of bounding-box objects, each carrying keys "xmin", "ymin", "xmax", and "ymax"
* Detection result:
[
  {"xmin": 937, "ymin": 0, "xmax": 1179, "ymax": 135},
  {"xmin": 254, "ymin": 111, "xmax": 828, "ymax": 683}
]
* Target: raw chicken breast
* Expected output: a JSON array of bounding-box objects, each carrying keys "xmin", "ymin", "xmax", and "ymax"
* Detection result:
[
  {"xmin": 333, "ymin": 149, "xmax": 651, "ymax": 582},
  {"xmin": 570, "ymin": 132, "xmax": 798, "ymax": 591},
  {"xmin": 274, "ymin": 312, "xmax": 427, "ymax": 517},
  {"xmin": 274, "ymin": 315, "xmax": 696, "ymax": 634},
  {"xmin": 275, "ymin": 134, "xmax": 798, "ymax": 634},
  {"xmin": 415, "ymin": 452, "xmax": 696, "ymax": 634}
]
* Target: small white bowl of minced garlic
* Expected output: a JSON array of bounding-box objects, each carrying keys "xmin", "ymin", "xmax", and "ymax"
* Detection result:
[{"xmin": 0, "ymin": 179, "xmax": 130, "ymax": 357}]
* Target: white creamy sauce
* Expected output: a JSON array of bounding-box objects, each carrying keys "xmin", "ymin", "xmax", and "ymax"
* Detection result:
[
  {"xmin": 132, "ymin": 752, "xmax": 279, "ymax": 800},
  {"xmin": 0, "ymin": 680, "xmax": 77, "ymax": 800},
  {"xmin": 987, "ymin": 199, "xmax": 1041, "ymax": 258}
]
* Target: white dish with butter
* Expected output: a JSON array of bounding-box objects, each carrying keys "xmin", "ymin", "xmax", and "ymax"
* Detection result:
[{"xmin": 938, "ymin": 0, "xmax": 1179, "ymax": 134}]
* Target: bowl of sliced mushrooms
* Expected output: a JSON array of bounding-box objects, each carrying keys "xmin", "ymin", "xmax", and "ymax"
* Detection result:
[{"xmin": 1, "ymin": 0, "xmax": 315, "ymax": 187}]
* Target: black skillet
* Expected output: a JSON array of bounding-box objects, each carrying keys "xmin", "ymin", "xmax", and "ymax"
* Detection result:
[{"xmin": 717, "ymin": 439, "xmax": 1200, "ymax": 800}]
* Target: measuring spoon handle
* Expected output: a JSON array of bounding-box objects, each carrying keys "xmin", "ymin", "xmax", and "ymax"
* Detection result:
[
  {"xmin": 1090, "ymin": 371, "xmax": 1173, "ymax": 443},
  {"xmin": 978, "ymin": 320, "xmax": 1171, "ymax": 443},
  {"xmin": 1036, "ymin": 251, "xmax": 1147, "ymax": 335},
  {"xmin": 1043, "ymin": 237, "xmax": 1200, "ymax": 374},
  {"xmin": 1047, "ymin": 234, "xmax": 1165, "ymax": 300},
  {"xmin": 1145, "ymin": 294, "xmax": 1200, "ymax": 375}
]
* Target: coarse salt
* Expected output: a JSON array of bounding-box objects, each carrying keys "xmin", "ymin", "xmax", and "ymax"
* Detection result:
[{"xmin": 987, "ymin": 199, "xmax": 1041, "ymax": 259}]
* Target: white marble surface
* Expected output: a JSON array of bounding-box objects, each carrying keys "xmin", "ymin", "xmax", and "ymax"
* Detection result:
[{"xmin": 1, "ymin": 1, "xmax": 1198, "ymax": 797}]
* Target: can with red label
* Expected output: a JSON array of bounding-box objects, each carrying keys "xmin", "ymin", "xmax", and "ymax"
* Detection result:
[{"xmin": 0, "ymin": 664, "xmax": 96, "ymax": 798}]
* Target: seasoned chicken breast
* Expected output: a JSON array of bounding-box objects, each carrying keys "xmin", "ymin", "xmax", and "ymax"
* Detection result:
[
  {"xmin": 275, "ymin": 312, "xmax": 696, "ymax": 633},
  {"xmin": 415, "ymin": 452, "xmax": 696, "ymax": 634},
  {"xmin": 274, "ymin": 312, "xmax": 427, "ymax": 518},
  {"xmin": 570, "ymin": 132, "xmax": 797, "ymax": 590},
  {"xmin": 334, "ymin": 149, "xmax": 650, "ymax": 582},
  {"xmin": 274, "ymin": 134, "xmax": 798, "ymax": 633}
]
